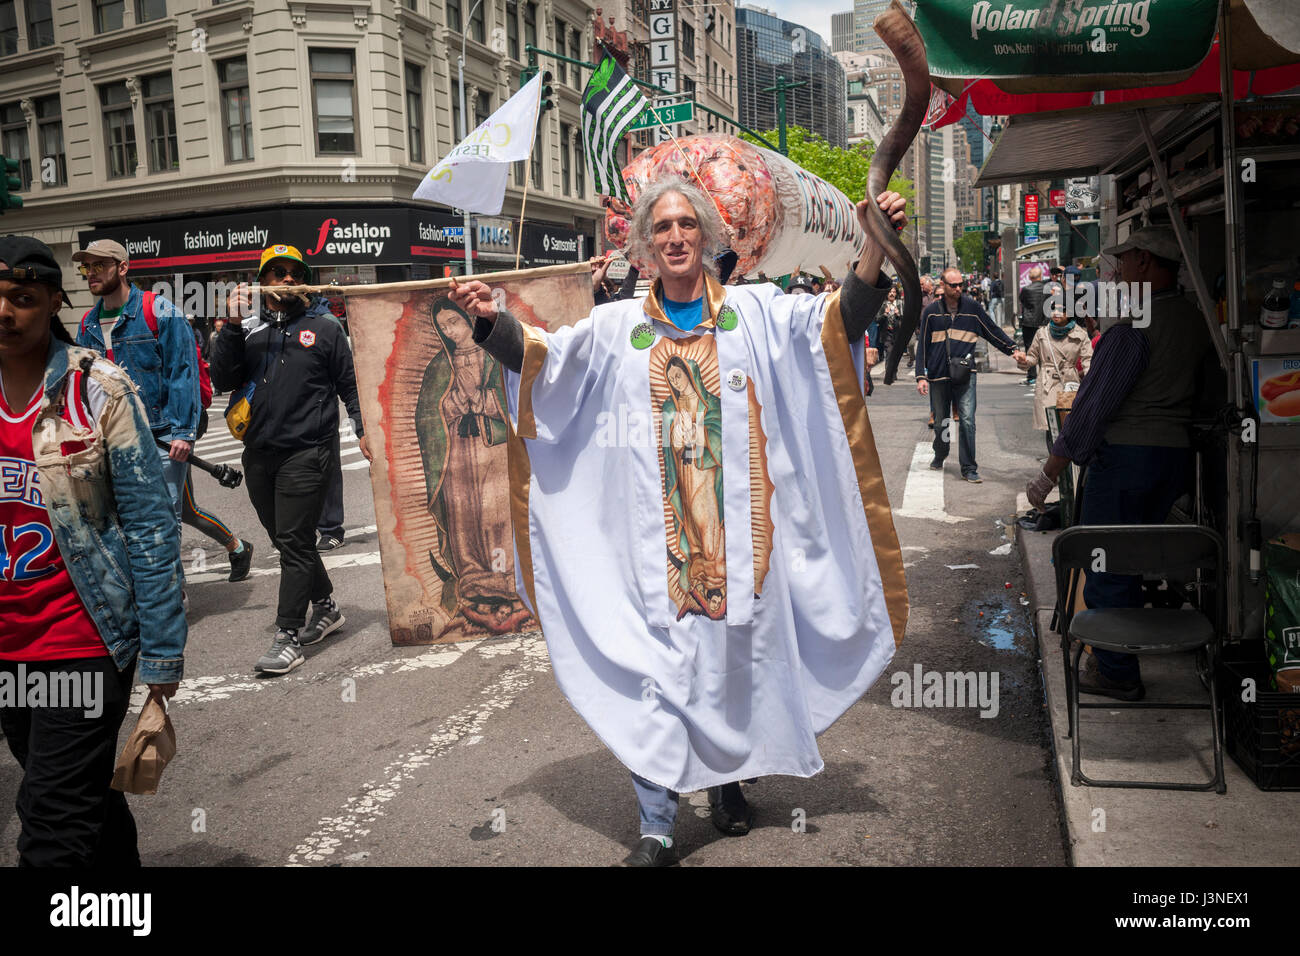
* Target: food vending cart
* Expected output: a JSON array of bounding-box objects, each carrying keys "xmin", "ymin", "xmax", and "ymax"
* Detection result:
[{"xmin": 916, "ymin": 0, "xmax": 1300, "ymax": 786}]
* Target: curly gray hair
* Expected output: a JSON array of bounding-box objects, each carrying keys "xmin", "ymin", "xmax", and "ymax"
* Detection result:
[{"xmin": 626, "ymin": 178, "xmax": 727, "ymax": 279}]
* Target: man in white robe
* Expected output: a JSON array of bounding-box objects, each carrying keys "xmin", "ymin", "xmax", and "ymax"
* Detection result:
[{"xmin": 449, "ymin": 180, "xmax": 909, "ymax": 866}]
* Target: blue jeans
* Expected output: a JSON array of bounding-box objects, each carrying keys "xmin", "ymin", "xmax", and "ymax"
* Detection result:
[
  {"xmin": 1079, "ymin": 442, "xmax": 1193, "ymax": 682},
  {"xmin": 631, "ymin": 773, "xmax": 678, "ymax": 838},
  {"xmin": 930, "ymin": 374, "xmax": 978, "ymax": 475},
  {"xmin": 157, "ymin": 445, "xmax": 188, "ymax": 541}
]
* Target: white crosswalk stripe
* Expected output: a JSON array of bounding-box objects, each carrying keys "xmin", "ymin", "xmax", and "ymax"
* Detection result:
[{"xmin": 193, "ymin": 418, "xmax": 359, "ymax": 466}]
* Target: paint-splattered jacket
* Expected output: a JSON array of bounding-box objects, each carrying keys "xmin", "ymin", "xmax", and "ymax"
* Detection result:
[{"xmin": 30, "ymin": 337, "xmax": 186, "ymax": 684}]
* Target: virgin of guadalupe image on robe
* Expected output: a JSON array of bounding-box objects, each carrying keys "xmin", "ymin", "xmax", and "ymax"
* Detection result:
[
  {"xmin": 414, "ymin": 297, "xmax": 536, "ymax": 638},
  {"xmin": 657, "ymin": 350, "xmax": 727, "ymax": 620}
]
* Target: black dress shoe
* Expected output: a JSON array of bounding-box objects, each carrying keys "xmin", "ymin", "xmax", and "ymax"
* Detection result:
[
  {"xmin": 707, "ymin": 783, "xmax": 753, "ymax": 836},
  {"xmin": 621, "ymin": 837, "xmax": 679, "ymax": 867}
]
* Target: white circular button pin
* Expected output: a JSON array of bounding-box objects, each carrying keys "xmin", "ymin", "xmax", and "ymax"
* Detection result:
[{"xmin": 726, "ymin": 369, "xmax": 746, "ymax": 391}]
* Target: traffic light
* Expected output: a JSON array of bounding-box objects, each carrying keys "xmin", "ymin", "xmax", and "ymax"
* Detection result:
[
  {"xmin": 540, "ymin": 70, "xmax": 555, "ymax": 112},
  {"xmin": 0, "ymin": 155, "xmax": 23, "ymax": 215}
]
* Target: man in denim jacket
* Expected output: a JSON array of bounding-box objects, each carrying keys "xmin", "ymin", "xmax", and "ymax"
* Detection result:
[{"xmin": 72, "ymin": 239, "xmax": 199, "ymax": 547}]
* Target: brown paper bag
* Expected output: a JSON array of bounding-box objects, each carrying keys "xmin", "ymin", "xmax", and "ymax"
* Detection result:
[{"xmin": 110, "ymin": 695, "xmax": 177, "ymax": 795}]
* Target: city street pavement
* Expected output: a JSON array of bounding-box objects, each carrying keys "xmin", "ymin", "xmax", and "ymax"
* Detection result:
[{"xmin": 1, "ymin": 358, "xmax": 1070, "ymax": 867}]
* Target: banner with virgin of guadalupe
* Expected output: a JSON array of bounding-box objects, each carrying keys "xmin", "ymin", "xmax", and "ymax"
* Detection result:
[{"xmin": 345, "ymin": 265, "xmax": 595, "ymax": 644}]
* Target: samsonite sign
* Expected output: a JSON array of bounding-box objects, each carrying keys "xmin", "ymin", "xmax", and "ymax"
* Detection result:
[{"xmin": 522, "ymin": 224, "xmax": 585, "ymax": 265}]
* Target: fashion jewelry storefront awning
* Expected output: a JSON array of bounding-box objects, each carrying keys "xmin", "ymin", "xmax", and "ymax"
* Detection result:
[{"xmin": 77, "ymin": 205, "xmax": 588, "ymax": 279}]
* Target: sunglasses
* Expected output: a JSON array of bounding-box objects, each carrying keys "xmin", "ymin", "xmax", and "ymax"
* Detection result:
[
  {"xmin": 945, "ymin": 280, "xmax": 965, "ymax": 288},
  {"xmin": 267, "ymin": 265, "xmax": 306, "ymax": 282},
  {"xmin": 77, "ymin": 261, "xmax": 116, "ymax": 276}
]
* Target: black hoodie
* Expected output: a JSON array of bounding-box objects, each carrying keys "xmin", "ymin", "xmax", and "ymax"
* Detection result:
[{"xmin": 210, "ymin": 295, "xmax": 363, "ymax": 453}]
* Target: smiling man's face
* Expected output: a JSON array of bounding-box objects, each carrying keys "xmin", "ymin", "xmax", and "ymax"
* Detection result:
[{"xmin": 650, "ymin": 191, "xmax": 704, "ymax": 285}]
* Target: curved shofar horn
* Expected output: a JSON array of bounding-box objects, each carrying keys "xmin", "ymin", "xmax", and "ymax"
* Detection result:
[{"xmin": 865, "ymin": 0, "xmax": 928, "ymax": 386}]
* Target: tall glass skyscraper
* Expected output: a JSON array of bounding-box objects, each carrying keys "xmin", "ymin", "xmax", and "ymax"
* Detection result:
[
  {"xmin": 832, "ymin": 11, "xmax": 855, "ymax": 53},
  {"xmin": 736, "ymin": 7, "xmax": 848, "ymax": 148},
  {"xmin": 853, "ymin": 0, "xmax": 891, "ymax": 53}
]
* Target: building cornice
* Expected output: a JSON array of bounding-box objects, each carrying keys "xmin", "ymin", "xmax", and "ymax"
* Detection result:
[
  {"xmin": 0, "ymin": 45, "xmax": 65, "ymax": 78},
  {"xmin": 75, "ymin": 19, "xmax": 180, "ymax": 69},
  {"xmin": 192, "ymin": 0, "xmax": 256, "ymax": 32}
]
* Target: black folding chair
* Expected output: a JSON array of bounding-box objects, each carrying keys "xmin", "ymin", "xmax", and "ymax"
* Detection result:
[{"xmin": 1052, "ymin": 524, "xmax": 1226, "ymax": 793}]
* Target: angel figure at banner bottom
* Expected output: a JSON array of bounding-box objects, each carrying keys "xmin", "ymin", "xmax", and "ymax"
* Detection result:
[{"xmin": 414, "ymin": 297, "xmax": 535, "ymax": 638}]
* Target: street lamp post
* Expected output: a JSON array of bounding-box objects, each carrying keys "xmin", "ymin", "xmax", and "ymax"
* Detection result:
[
  {"xmin": 988, "ymin": 120, "xmax": 1002, "ymax": 275},
  {"xmin": 457, "ymin": 0, "xmax": 485, "ymax": 277}
]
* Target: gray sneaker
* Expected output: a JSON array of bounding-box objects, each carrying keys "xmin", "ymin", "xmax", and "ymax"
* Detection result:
[
  {"xmin": 255, "ymin": 632, "xmax": 304, "ymax": 675},
  {"xmin": 300, "ymin": 603, "xmax": 345, "ymax": 647}
]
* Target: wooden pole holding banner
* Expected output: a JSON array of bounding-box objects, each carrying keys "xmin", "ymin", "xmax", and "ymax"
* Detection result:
[
  {"xmin": 514, "ymin": 75, "xmax": 546, "ymax": 270},
  {"xmin": 252, "ymin": 260, "xmax": 593, "ymax": 298},
  {"xmin": 515, "ymin": 171, "xmax": 532, "ymax": 270}
]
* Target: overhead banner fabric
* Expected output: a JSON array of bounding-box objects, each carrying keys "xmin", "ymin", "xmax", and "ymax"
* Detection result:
[
  {"xmin": 413, "ymin": 74, "xmax": 542, "ymax": 215},
  {"xmin": 915, "ymin": 0, "xmax": 1219, "ymax": 82},
  {"xmin": 608, "ymin": 134, "xmax": 866, "ymax": 279},
  {"xmin": 346, "ymin": 269, "xmax": 594, "ymax": 645}
]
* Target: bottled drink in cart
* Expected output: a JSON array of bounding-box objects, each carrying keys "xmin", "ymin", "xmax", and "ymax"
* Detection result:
[
  {"xmin": 1288, "ymin": 280, "xmax": 1300, "ymax": 328},
  {"xmin": 1260, "ymin": 279, "xmax": 1289, "ymax": 329}
]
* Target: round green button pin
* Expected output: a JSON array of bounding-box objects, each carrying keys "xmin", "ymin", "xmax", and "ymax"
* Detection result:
[
  {"xmin": 717, "ymin": 306, "xmax": 738, "ymax": 331},
  {"xmin": 630, "ymin": 321, "xmax": 655, "ymax": 349}
]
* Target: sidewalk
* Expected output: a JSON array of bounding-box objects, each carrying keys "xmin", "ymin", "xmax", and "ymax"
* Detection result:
[{"xmin": 1016, "ymin": 527, "xmax": 1298, "ymax": 866}]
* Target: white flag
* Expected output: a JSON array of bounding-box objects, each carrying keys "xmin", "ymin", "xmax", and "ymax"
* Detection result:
[{"xmin": 413, "ymin": 74, "xmax": 542, "ymax": 215}]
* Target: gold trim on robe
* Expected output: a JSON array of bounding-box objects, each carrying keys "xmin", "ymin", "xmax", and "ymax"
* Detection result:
[
  {"xmin": 508, "ymin": 322, "xmax": 549, "ymax": 615},
  {"xmin": 642, "ymin": 273, "xmax": 728, "ymax": 329},
  {"xmin": 516, "ymin": 322, "xmax": 548, "ymax": 441},
  {"xmin": 506, "ymin": 422, "xmax": 539, "ymax": 617},
  {"xmin": 819, "ymin": 292, "xmax": 910, "ymax": 647}
]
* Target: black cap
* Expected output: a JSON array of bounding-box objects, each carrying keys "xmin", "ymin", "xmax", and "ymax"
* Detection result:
[
  {"xmin": 0, "ymin": 235, "xmax": 74, "ymax": 306},
  {"xmin": 786, "ymin": 273, "xmax": 817, "ymax": 294}
]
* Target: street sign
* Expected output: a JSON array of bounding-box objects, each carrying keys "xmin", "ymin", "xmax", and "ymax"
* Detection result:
[
  {"xmin": 606, "ymin": 255, "xmax": 630, "ymax": 282},
  {"xmin": 963, "ymin": 223, "xmax": 989, "ymax": 233},
  {"xmin": 1064, "ymin": 176, "xmax": 1099, "ymax": 214},
  {"xmin": 628, "ymin": 101, "xmax": 695, "ymax": 132},
  {"xmin": 1025, "ymin": 222, "xmax": 1039, "ymax": 241},
  {"xmin": 1049, "ymin": 189, "xmax": 1066, "ymax": 207},
  {"xmin": 1024, "ymin": 193, "xmax": 1039, "ymax": 224}
]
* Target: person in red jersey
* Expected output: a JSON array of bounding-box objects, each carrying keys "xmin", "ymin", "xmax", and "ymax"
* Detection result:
[{"xmin": 0, "ymin": 235, "xmax": 186, "ymax": 867}]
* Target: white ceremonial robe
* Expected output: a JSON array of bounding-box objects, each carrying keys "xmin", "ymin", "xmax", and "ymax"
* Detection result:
[{"xmin": 501, "ymin": 274, "xmax": 908, "ymax": 793}]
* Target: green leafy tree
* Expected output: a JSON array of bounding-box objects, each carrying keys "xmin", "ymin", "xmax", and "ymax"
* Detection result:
[
  {"xmin": 739, "ymin": 126, "xmax": 915, "ymax": 215},
  {"xmin": 953, "ymin": 231, "xmax": 985, "ymax": 273}
]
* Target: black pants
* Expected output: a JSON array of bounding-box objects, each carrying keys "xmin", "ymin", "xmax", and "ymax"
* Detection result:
[
  {"xmin": 1, "ymin": 656, "xmax": 139, "ymax": 867},
  {"xmin": 244, "ymin": 443, "xmax": 334, "ymax": 629},
  {"xmin": 316, "ymin": 431, "xmax": 345, "ymax": 539}
]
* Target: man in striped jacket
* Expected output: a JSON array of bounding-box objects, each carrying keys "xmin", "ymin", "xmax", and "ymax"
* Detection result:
[{"xmin": 917, "ymin": 267, "xmax": 1024, "ymax": 483}]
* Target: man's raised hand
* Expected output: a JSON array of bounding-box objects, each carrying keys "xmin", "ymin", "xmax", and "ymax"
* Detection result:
[
  {"xmin": 448, "ymin": 278, "xmax": 498, "ymax": 321},
  {"xmin": 855, "ymin": 190, "xmax": 908, "ymax": 239}
]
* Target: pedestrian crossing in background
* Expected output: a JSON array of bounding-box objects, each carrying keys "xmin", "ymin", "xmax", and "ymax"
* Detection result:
[{"xmin": 193, "ymin": 414, "xmax": 369, "ymax": 470}]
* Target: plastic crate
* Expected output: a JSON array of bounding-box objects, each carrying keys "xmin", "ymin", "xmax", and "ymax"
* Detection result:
[{"xmin": 1218, "ymin": 642, "xmax": 1300, "ymax": 791}]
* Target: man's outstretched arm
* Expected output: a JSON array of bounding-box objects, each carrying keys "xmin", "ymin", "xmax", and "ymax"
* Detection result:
[{"xmin": 842, "ymin": 190, "xmax": 908, "ymax": 341}]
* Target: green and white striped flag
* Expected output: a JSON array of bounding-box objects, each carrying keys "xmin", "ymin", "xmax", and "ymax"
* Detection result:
[{"xmin": 581, "ymin": 55, "xmax": 648, "ymax": 202}]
